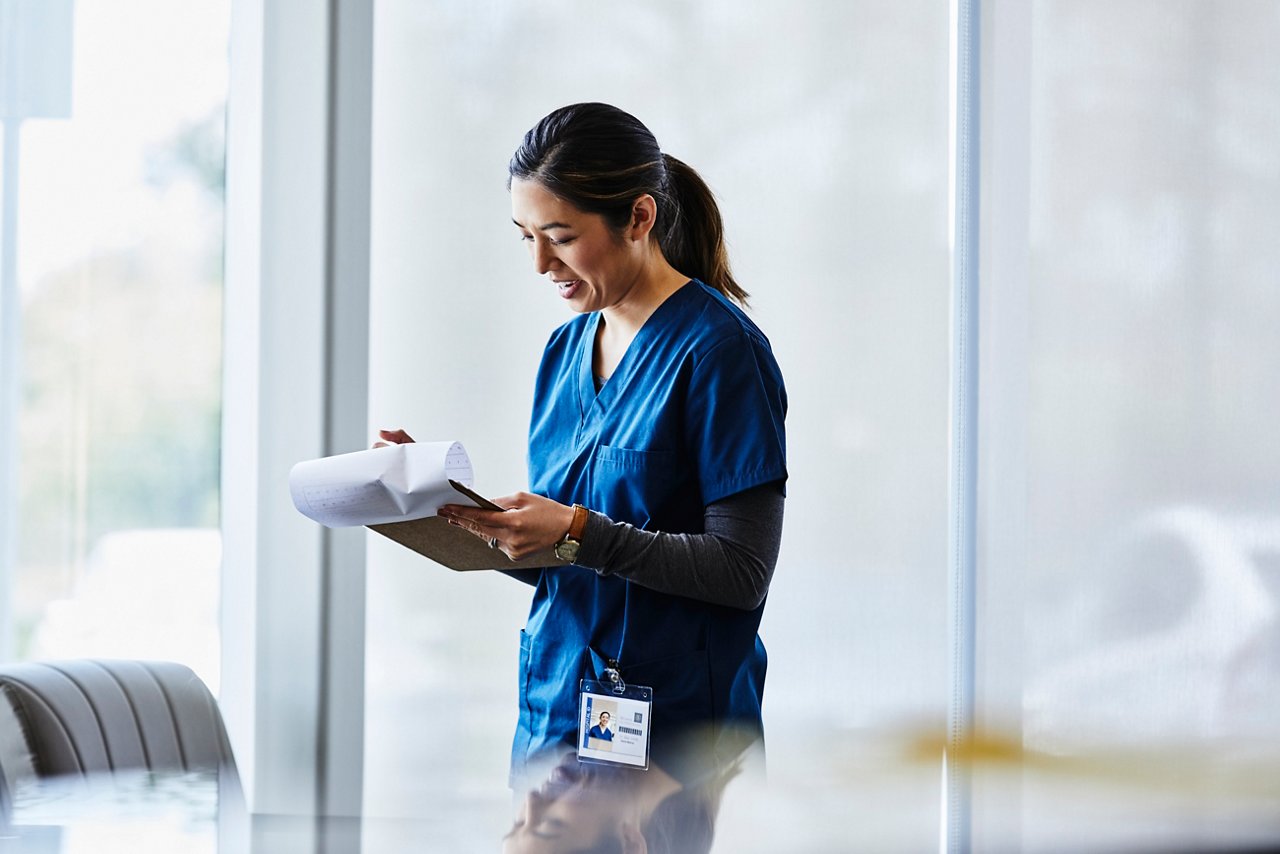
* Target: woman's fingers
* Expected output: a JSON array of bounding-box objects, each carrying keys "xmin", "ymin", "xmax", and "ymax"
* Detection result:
[
  {"xmin": 439, "ymin": 501, "xmax": 565, "ymax": 561},
  {"xmin": 439, "ymin": 506, "xmax": 519, "ymax": 559},
  {"xmin": 440, "ymin": 495, "xmax": 576, "ymax": 560},
  {"xmin": 439, "ymin": 506, "xmax": 505, "ymax": 543},
  {"xmin": 373, "ymin": 428, "xmax": 415, "ymax": 448}
]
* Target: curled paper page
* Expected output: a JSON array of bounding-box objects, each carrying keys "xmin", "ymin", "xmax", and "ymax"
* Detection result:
[{"xmin": 289, "ymin": 441, "xmax": 478, "ymax": 528}]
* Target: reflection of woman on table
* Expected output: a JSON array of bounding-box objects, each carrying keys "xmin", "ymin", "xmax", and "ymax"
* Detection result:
[
  {"xmin": 378, "ymin": 102, "xmax": 787, "ymax": 783},
  {"xmin": 589, "ymin": 711, "xmax": 613, "ymax": 742},
  {"xmin": 502, "ymin": 751, "xmax": 737, "ymax": 854}
]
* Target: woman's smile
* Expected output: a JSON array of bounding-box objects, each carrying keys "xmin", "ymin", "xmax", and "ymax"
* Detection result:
[{"xmin": 553, "ymin": 278, "xmax": 583, "ymax": 299}]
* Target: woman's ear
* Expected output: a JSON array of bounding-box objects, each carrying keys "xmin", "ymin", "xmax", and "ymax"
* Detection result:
[
  {"xmin": 619, "ymin": 820, "xmax": 649, "ymax": 854},
  {"xmin": 628, "ymin": 195, "xmax": 659, "ymax": 241}
]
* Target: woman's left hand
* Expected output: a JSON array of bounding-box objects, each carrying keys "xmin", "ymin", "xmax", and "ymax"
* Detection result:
[{"xmin": 438, "ymin": 492, "xmax": 576, "ymax": 561}]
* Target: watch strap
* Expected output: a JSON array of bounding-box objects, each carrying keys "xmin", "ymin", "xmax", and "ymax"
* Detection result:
[{"xmin": 567, "ymin": 504, "xmax": 588, "ymax": 542}]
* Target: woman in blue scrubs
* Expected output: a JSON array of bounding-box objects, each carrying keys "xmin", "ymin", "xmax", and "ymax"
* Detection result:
[{"xmin": 384, "ymin": 103, "xmax": 786, "ymax": 786}]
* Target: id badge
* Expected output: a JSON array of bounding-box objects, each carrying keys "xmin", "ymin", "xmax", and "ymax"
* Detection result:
[{"xmin": 578, "ymin": 669, "xmax": 653, "ymax": 770}]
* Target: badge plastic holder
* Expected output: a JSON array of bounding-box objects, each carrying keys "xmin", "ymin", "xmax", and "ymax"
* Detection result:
[{"xmin": 577, "ymin": 674, "xmax": 653, "ymax": 771}]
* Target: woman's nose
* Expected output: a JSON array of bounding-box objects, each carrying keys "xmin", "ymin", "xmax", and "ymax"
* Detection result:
[
  {"xmin": 523, "ymin": 789, "xmax": 546, "ymax": 823},
  {"xmin": 532, "ymin": 240, "xmax": 556, "ymax": 275}
]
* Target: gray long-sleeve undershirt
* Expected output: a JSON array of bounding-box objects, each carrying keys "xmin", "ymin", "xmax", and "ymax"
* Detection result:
[{"xmin": 502, "ymin": 482, "xmax": 784, "ymax": 611}]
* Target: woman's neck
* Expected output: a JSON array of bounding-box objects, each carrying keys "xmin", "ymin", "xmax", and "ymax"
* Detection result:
[{"xmin": 599, "ymin": 253, "xmax": 689, "ymax": 339}]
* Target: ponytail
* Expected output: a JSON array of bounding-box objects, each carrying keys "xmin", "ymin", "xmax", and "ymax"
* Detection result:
[
  {"xmin": 510, "ymin": 103, "xmax": 749, "ymax": 307},
  {"xmin": 660, "ymin": 154, "xmax": 748, "ymax": 306}
]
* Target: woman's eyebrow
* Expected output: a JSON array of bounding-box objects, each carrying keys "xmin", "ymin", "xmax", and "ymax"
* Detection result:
[{"xmin": 512, "ymin": 218, "xmax": 573, "ymax": 231}]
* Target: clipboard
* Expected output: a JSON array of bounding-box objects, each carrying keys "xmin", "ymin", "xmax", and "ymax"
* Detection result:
[{"xmin": 367, "ymin": 479, "xmax": 567, "ymax": 572}]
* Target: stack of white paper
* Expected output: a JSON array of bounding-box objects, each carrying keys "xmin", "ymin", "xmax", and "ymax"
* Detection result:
[{"xmin": 289, "ymin": 441, "xmax": 478, "ymax": 528}]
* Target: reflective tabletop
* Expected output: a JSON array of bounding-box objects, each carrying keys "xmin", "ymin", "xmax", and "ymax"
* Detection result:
[{"xmin": 4, "ymin": 730, "xmax": 1280, "ymax": 853}]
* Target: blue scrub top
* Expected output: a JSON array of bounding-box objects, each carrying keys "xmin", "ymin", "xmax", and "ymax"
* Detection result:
[{"xmin": 514, "ymin": 280, "xmax": 787, "ymax": 782}]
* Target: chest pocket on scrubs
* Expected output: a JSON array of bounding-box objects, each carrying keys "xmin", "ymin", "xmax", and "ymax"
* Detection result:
[{"xmin": 592, "ymin": 445, "xmax": 679, "ymax": 528}]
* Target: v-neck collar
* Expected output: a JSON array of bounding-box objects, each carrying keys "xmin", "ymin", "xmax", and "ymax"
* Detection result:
[{"xmin": 574, "ymin": 280, "xmax": 696, "ymax": 423}]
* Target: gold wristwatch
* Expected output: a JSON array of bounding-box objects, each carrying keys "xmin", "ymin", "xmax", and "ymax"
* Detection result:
[{"xmin": 554, "ymin": 504, "xmax": 589, "ymax": 563}]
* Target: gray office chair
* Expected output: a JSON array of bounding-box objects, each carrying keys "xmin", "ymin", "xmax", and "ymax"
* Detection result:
[{"xmin": 0, "ymin": 659, "xmax": 239, "ymax": 811}]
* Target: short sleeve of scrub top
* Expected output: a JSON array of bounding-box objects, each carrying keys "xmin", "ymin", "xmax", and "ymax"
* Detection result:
[{"xmin": 683, "ymin": 324, "xmax": 788, "ymax": 506}]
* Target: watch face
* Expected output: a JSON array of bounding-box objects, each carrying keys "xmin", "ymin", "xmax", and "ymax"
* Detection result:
[{"xmin": 554, "ymin": 538, "xmax": 580, "ymax": 562}]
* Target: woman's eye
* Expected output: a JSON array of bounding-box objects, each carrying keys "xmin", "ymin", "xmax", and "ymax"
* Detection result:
[{"xmin": 517, "ymin": 233, "xmax": 573, "ymax": 246}]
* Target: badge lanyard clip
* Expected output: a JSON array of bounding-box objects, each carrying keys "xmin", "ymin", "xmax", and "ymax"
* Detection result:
[{"xmin": 604, "ymin": 659, "xmax": 627, "ymax": 695}]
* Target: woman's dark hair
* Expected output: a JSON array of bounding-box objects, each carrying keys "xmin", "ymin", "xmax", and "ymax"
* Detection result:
[{"xmin": 509, "ymin": 102, "xmax": 747, "ymax": 305}]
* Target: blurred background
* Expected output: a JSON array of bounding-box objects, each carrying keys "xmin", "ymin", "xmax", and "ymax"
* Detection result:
[
  {"xmin": 2, "ymin": 0, "xmax": 1278, "ymax": 851},
  {"xmin": 2, "ymin": 0, "xmax": 225, "ymax": 685}
]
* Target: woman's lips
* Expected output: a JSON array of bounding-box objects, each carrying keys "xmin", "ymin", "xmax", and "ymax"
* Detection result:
[{"xmin": 556, "ymin": 279, "xmax": 581, "ymax": 299}]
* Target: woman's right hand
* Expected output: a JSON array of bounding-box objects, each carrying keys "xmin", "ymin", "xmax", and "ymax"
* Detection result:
[{"xmin": 372, "ymin": 428, "xmax": 415, "ymax": 448}]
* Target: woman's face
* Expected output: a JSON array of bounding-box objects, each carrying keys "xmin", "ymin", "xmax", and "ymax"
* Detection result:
[
  {"xmin": 502, "ymin": 759, "xmax": 636, "ymax": 854},
  {"xmin": 511, "ymin": 178, "xmax": 647, "ymax": 315}
]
